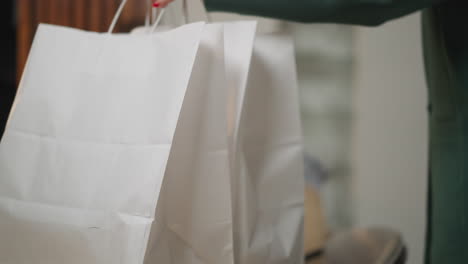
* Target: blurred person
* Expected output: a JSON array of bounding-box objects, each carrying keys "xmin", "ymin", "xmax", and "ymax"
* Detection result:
[{"xmin": 154, "ymin": 0, "xmax": 466, "ymax": 263}]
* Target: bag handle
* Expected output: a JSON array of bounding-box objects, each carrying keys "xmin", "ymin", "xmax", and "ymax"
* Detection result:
[
  {"xmin": 108, "ymin": 0, "xmax": 165, "ymax": 34},
  {"xmin": 150, "ymin": 9, "xmax": 166, "ymax": 32}
]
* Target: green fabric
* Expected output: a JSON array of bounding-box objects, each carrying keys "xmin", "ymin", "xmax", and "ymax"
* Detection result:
[
  {"xmin": 423, "ymin": 2, "xmax": 468, "ymax": 263},
  {"xmin": 205, "ymin": 0, "xmax": 444, "ymax": 25},
  {"xmin": 205, "ymin": 0, "xmax": 466, "ymax": 263}
]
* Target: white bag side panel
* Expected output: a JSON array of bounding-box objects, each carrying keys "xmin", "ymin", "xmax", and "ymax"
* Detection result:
[
  {"xmin": 235, "ymin": 33, "xmax": 305, "ymax": 264},
  {"xmin": 145, "ymin": 23, "xmax": 234, "ymax": 264}
]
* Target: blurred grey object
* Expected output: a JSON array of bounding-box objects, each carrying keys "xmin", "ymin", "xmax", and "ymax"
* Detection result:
[{"xmin": 304, "ymin": 153, "xmax": 328, "ymax": 189}]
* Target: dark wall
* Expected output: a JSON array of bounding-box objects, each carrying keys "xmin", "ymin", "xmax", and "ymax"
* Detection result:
[{"xmin": 0, "ymin": 0, "xmax": 16, "ymax": 139}]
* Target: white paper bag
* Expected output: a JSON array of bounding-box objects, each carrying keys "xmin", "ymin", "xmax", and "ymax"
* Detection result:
[
  {"xmin": 144, "ymin": 23, "xmax": 234, "ymax": 264},
  {"xmin": 130, "ymin": 3, "xmax": 260, "ymax": 260},
  {"xmin": 231, "ymin": 33, "xmax": 305, "ymax": 264},
  {"xmin": 153, "ymin": 2, "xmax": 305, "ymax": 261},
  {"xmin": 0, "ymin": 10, "xmax": 205, "ymax": 264}
]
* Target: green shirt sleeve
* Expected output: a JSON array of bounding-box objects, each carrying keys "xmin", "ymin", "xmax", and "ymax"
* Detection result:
[{"xmin": 204, "ymin": 0, "xmax": 445, "ymax": 26}]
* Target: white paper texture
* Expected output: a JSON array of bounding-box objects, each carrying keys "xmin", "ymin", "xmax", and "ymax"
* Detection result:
[
  {"xmin": 144, "ymin": 23, "xmax": 234, "ymax": 264},
  {"xmin": 0, "ymin": 22, "xmax": 205, "ymax": 264},
  {"xmin": 232, "ymin": 33, "xmax": 305, "ymax": 264}
]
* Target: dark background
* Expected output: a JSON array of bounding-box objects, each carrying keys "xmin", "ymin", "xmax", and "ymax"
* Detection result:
[{"xmin": 0, "ymin": 0, "xmax": 16, "ymax": 139}]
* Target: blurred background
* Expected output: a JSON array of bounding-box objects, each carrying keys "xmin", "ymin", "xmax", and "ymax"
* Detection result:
[{"xmin": 0, "ymin": 1, "xmax": 428, "ymax": 263}]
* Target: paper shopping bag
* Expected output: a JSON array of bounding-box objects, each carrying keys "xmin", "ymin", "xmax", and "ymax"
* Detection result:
[
  {"xmin": 231, "ymin": 33, "xmax": 305, "ymax": 264},
  {"xmin": 132, "ymin": 9, "xmax": 304, "ymax": 263},
  {"xmin": 0, "ymin": 8, "xmax": 205, "ymax": 264},
  {"xmin": 161, "ymin": 2, "xmax": 305, "ymax": 262},
  {"xmin": 144, "ymin": 23, "xmax": 233, "ymax": 264},
  {"xmin": 126, "ymin": 17, "xmax": 258, "ymax": 263}
]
